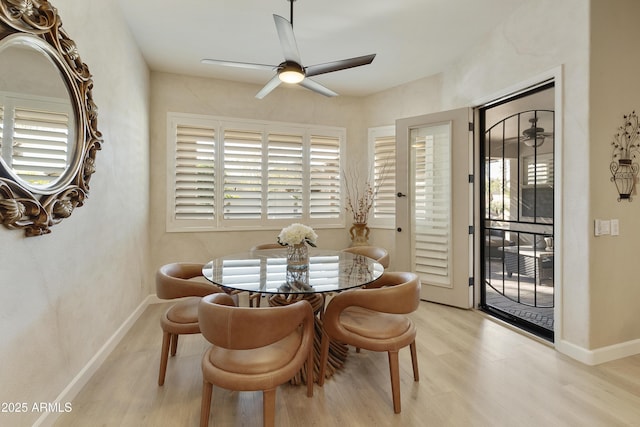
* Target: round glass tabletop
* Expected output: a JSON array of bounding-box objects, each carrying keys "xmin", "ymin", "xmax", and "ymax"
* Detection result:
[{"xmin": 202, "ymin": 248, "xmax": 384, "ymax": 294}]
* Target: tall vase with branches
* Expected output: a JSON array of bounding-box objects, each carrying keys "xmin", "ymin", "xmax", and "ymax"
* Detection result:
[{"xmin": 343, "ymin": 165, "xmax": 385, "ymax": 246}]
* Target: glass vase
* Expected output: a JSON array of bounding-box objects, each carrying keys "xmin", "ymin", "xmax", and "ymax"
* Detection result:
[{"xmin": 286, "ymin": 243, "xmax": 309, "ymax": 287}]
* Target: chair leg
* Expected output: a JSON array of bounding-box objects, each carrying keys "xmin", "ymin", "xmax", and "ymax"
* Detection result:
[
  {"xmin": 410, "ymin": 340, "xmax": 419, "ymax": 381},
  {"xmin": 158, "ymin": 331, "xmax": 171, "ymax": 386},
  {"xmin": 306, "ymin": 340, "xmax": 314, "ymax": 397},
  {"xmin": 388, "ymin": 350, "xmax": 401, "ymax": 414},
  {"xmin": 200, "ymin": 380, "xmax": 213, "ymax": 427},
  {"xmin": 318, "ymin": 332, "xmax": 330, "ymax": 386},
  {"xmin": 249, "ymin": 292, "xmax": 262, "ymax": 308},
  {"xmin": 170, "ymin": 333, "xmax": 179, "ymax": 356},
  {"xmin": 263, "ymin": 388, "xmax": 276, "ymax": 427}
]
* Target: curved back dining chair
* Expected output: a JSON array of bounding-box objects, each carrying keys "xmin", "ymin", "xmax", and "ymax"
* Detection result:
[
  {"xmin": 318, "ymin": 271, "xmax": 420, "ymax": 413},
  {"xmin": 198, "ymin": 293, "xmax": 315, "ymax": 427},
  {"xmin": 155, "ymin": 262, "xmax": 222, "ymax": 386},
  {"xmin": 341, "ymin": 245, "xmax": 390, "ymax": 269}
]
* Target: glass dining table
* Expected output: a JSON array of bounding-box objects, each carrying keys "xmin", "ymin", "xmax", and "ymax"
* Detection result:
[{"xmin": 202, "ymin": 247, "xmax": 384, "ymax": 383}]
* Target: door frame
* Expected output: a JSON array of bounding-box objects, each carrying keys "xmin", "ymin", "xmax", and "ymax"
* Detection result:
[{"xmin": 472, "ymin": 67, "xmax": 564, "ymax": 344}]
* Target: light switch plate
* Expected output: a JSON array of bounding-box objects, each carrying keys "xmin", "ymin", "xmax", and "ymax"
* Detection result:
[
  {"xmin": 611, "ymin": 219, "xmax": 619, "ymax": 236},
  {"xmin": 595, "ymin": 219, "xmax": 611, "ymax": 236}
]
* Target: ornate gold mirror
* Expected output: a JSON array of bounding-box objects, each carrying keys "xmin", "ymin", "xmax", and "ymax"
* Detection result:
[{"xmin": 0, "ymin": 0, "xmax": 102, "ymax": 236}]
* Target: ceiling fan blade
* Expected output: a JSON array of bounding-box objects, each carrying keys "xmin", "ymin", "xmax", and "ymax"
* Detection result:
[
  {"xmin": 273, "ymin": 14, "xmax": 302, "ymax": 64},
  {"xmin": 255, "ymin": 75, "xmax": 282, "ymax": 99},
  {"xmin": 305, "ymin": 54, "xmax": 376, "ymax": 77},
  {"xmin": 201, "ymin": 58, "xmax": 276, "ymax": 71},
  {"xmin": 299, "ymin": 78, "xmax": 338, "ymax": 97}
]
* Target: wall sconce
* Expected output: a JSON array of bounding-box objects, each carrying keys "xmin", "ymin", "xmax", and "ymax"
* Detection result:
[{"xmin": 610, "ymin": 111, "xmax": 640, "ymax": 201}]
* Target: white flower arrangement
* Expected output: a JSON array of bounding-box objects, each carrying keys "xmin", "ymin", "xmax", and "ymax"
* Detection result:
[{"xmin": 277, "ymin": 223, "xmax": 317, "ymax": 247}]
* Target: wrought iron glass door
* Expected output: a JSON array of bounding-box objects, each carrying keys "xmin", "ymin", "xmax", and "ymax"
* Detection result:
[{"xmin": 479, "ymin": 83, "xmax": 555, "ymax": 340}]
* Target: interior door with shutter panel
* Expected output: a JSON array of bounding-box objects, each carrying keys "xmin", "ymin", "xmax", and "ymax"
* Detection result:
[{"xmin": 395, "ymin": 108, "xmax": 473, "ymax": 308}]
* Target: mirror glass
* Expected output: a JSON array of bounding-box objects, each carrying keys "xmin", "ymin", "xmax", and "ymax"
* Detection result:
[{"xmin": 0, "ymin": 35, "xmax": 76, "ymax": 194}]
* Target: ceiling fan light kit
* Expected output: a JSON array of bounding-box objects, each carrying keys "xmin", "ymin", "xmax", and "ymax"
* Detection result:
[
  {"xmin": 278, "ymin": 61, "xmax": 305, "ymax": 83},
  {"xmin": 201, "ymin": 0, "xmax": 376, "ymax": 99}
]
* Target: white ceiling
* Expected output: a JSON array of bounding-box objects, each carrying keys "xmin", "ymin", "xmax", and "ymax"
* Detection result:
[{"xmin": 116, "ymin": 0, "xmax": 528, "ymax": 97}]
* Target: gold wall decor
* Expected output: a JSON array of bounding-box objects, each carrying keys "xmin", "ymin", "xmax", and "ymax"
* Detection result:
[
  {"xmin": 610, "ymin": 111, "xmax": 640, "ymax": 201},
  {"xmin": 0, "ymin": 0, "xmax": 102, "ymax": 235}
]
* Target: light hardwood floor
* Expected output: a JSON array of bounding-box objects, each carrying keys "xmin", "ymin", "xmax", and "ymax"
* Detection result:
[{"xmin": 54, "ymin": 301, "xmax": 640, "ymax": 427}]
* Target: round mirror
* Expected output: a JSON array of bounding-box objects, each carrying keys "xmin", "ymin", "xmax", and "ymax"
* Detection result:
[
  {"xmin": 0, "ymin": 34, "xmax": 78, "ymax": 194},
  {"xmin": 0, "ymin": 0, "xmax": 102, "ymax": 236}
]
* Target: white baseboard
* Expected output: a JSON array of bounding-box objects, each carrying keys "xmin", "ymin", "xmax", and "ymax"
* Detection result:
[
  {"xmin": 556, "ymin": 337, "xmax": 640, "ymax": 365},
  {"xmin": 33, "ymin": 295, "xmax": 156, "ymax": 427}
]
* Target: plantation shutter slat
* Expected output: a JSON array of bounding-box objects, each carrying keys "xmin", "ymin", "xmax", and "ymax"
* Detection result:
[
  {"xmin": 412, "ymin": 129, "xmax": 451, "ymax": 285},
  {"xmin": 309, "ymin": 135, "xmax": 341, "ymax": 219},
  {"xmin": 174, "ymin": 124, "xmax": 216, "ymax": 220},
  {"xmin": 223, "ymin": 129, "xmax": 263, "ymax": 220}
]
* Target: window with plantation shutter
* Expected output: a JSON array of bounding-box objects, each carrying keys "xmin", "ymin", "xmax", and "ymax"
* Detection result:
[
  {"xmin": 524, "ymin": 153, "xmax": 553, "ymax": 186},
  {"xmin": 0, "ymin": 94, "xmax": 72, "ymax": 189},
  {"xmin": 368, "ymin": 126, "xmax": 396, "ymax": 228},
  {"xmin": 411, "ymin": 124, "xmax": 451, "ymax": 285},
  {"xmin": 267, "ymin": 133, "xmax": 303, "ymax": 219},
  {"xmin": 222, "ymin": 129, "xmax": 263, "ymax": 221},
  {"xmin": 172, "ymin": 123, "xmax": 216, "ymax": 223},
  {"xmin": 167, "ymin": 113, "xmax": 345, "ymax": 231},
  {"xmin": 309, "ymin": 134, "xmax": 341, "ymax": 219}
]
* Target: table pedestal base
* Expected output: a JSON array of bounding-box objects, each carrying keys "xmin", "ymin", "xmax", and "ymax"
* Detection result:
[{"xmin": 268, "ymin": 293, "xmax": 348, "ymax": 384}]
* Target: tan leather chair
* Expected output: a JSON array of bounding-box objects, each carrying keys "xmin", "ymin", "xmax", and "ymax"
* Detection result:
[
  {"xmin": 198, "ymin": 293, "xmax": 314, "ymax": 427},
  {"xmin": 318, "ymin": 271, "xmax": 420, "ymax": 413},
  {"xmin": 341, "ymin": 245, "xmax": 390, "ymax": 269},
  {"xmin": 156, "ymin": 262, "xmax": 222, "ymax": 386}
]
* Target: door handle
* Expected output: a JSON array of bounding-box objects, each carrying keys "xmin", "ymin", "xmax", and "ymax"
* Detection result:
[{"xmin": 397, "ymin": 192, "xmax": 407, "ymax": 198}]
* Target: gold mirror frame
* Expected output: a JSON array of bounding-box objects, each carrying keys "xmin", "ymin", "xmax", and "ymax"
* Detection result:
[{"xmin": 0, "ymin": 0, "xmax": 102, "ymax": 236}]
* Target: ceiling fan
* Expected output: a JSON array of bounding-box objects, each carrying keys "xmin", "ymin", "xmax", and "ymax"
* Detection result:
[
  {"xmin": 505, "ymin": 117, "xmax": 554, "ymax": 147},
  {"xmin": 201, "ymin": 0, "xmax": 376, "ymax": 99}
]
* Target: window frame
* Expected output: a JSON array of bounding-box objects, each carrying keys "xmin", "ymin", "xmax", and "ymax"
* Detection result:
[{"xmin": 166, "ymin": 112, "xmax": 346, "ymax": 232}]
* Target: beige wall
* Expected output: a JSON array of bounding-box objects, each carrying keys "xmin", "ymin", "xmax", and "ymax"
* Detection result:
[
  {"xmin": 0, "ymin": 0, "xmax": 150, "ymax": 425},
  {"xmin": 148, "ymin": 73, "xmax": 373, "ymax": 273},
  {"xmin": 589, "ymin": 0, "xmax": 640, "ymax": 349}
]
